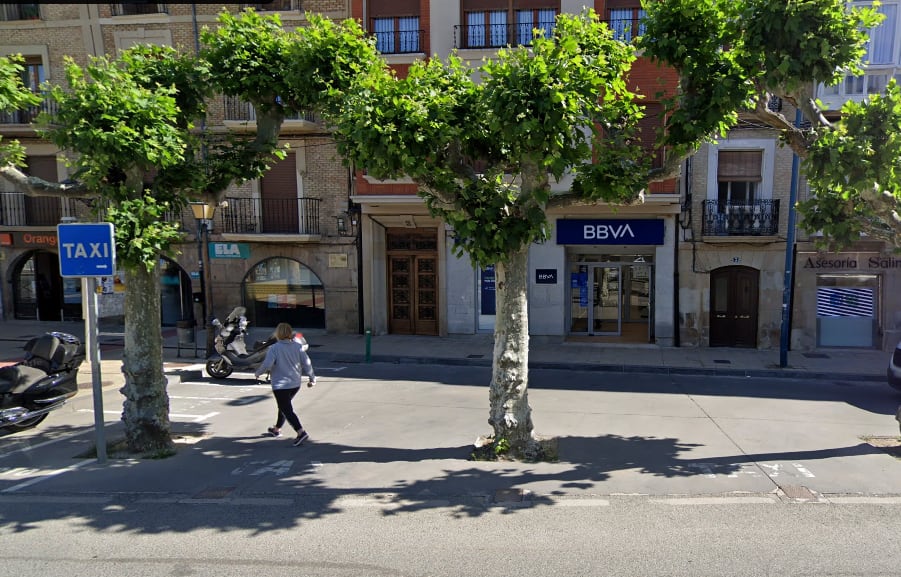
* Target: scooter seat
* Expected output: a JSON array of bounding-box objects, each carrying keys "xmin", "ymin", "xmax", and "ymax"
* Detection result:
[{"xmin": 0, "ymin": 364, "xmax": 47, "ymax": 395}]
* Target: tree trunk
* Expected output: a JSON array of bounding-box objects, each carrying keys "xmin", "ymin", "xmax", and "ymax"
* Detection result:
[
  {"xmin": 488, "ymin": 245, "xmax": 535, "ymax": 457},
  {"xmin": 120, "ymin": 264, "xmax": 174, "ymax": 454}
]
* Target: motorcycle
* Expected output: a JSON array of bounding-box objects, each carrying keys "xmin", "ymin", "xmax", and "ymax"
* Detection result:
[
  {"xmin": 0, "ymin": 331, "xmax": 85, "ymax": 432},
  {"xmin": 204, "ymin": 307, "xmax": 308, "ymax": 380}
]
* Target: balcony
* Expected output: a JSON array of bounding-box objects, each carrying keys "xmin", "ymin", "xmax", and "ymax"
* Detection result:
[
  {"xmin": 220, "ymin": 196, "xmax": 320, "ymax": 235},
  {"xmin": 222, "ymin": 97, "xmax": 319, "ymax": 132},
  {"xmin": 0, "ymin": 97, "xmax": 57, "ymax": 126},
  {"xmin": 605, "ymin": 17, "xmax": 645, "ymax": 43},
  {"xmin": 110, "ymin": 3, "xmax": 167, "ymax": 17},
  {"xmin": 372, "ymin": 29, "xmax": 425, "ymax": 54},
  {"xmin": 240, "ymin": 1, "xmax": 301, "ymax": 11},
  {"xmin": 702, "ymin": 199, "xmax": 780, "ymax": 237},
  {"xmin": 0, "ymin": 3, "xmax": 40, "ymax": 21},
  {"xmin": 0, "ymin": 193, "xmax": 96, "ymax": 227},
  {"xmin": 453, "ymin": 21, "xmax": 556, "ymax": 49}
]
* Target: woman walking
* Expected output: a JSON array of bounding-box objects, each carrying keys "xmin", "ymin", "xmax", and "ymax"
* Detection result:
[{"xmin": 255, "ymin": 322, "xmax": 316, "ymax": 446}]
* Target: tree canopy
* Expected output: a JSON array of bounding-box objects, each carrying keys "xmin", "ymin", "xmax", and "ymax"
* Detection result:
[{"xmin": 640, "ymin": 0, "xmax": 899, "ymax": 250}]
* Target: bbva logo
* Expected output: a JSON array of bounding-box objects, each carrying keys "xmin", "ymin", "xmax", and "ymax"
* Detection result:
[{"xmin": 582, "ymin": 224, "xmax": 635, "ymax": 240}]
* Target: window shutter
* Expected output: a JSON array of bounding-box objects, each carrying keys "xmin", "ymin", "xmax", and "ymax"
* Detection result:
[{"xmin": 717, "ymin": 150, "xmax": 762, "ymax": 182}]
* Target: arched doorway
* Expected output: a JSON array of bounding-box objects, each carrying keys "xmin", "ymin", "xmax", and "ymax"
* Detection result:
[
  {"xmin": 10, "ymin": 250, "xmax": 79, "ymax": 321},
  {"xmin": 243, "ymin": 257, "xmax": 325, "ymax": 328},
  {"xmin": 710, "ymin": 266, "xmax": 759, "ymax": 348}
]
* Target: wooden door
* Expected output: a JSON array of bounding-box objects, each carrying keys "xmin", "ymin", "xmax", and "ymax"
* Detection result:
[
  {"xmin": 387, "ymin": 230, "xmax": 438, "ymax": 335},
  {"xmin": 710, "ymin": 266, "xmax": 759, "ymax": 347},
  {"xmin": 260, "ymin": 152, "xmax": 298, "ymax": 233}
]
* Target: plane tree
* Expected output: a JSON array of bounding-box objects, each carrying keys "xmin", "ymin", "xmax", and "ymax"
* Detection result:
[
  {"xmin": 286, "ymin": 0, "xmax": 886, "ymax": 459},
  {"xmin": 638, "ymin": 0, "xmax": 899, "ymax": 250},
  {"xmin": 0, "ymin": 10, "xmax": 302, "ymax": 454},
  {"xmin": 286, "ymin": 11, "xmax": 652, "ymax": 459}
]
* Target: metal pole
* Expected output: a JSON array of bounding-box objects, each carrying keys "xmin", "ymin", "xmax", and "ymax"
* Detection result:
[
  {"xmin": 202, "ymin": 221, "xmax": 215, "ymax": 357},
  {"xmin": 197, "ymin": 221, "xmax": 206, "ymax": 336},
  {"xmin": 84, "ymin": 277, "xmax": 106, "ymax": 463},
  {"xmin": 780, "ymin": 108, "xmax": 803, "ymax": 368}
]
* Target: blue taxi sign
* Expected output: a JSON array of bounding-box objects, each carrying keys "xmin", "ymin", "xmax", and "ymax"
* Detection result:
[{"xmin": 57, "ymin": 223, "xmax": 116, "ymax": 278}]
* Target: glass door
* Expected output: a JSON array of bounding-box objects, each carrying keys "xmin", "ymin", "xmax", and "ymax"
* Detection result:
[{"xmin": 592, "ymin": 266, "xmax": 621, "ymax": 335}]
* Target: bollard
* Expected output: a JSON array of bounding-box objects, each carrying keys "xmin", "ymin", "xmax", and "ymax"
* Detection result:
[{"xmin": 365, "ymin": 328, "xmax": 371, "ymax": 363}]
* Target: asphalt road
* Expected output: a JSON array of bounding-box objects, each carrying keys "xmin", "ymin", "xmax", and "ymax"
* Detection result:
[
  {"xmin": 1, "ymin": 364, "xmax": 900, "ymax": 576},
  {"xmin": 1, "ymin": 493, "xmax": 900, "ymax": 577}
]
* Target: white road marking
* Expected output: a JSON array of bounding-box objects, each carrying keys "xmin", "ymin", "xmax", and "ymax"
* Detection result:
[
  {"xmin": 0, "ymin": 431, "xmax": 92, "ymax": 460},
  {"xmin": 793, "ymin": 463, "xmax": 816, "ymax": 478},
  {"xmin": 231, "ymin": 460, "xmax": 294, "ymax": 476},
  {"xmin": 1, "ymin": 459, "xmax": 96, "ymax": 493},
  {"xmin": 652, "ymin": 497, "xmax": 777, "ymax": 505}
]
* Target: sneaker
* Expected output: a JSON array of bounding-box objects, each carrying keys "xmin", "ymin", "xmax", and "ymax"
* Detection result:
[
  {"xmin": 265, "ymin": 427, "xmax": 281, "ymax": 438},
  {"xmin": 293, "ymin": 431, "xmax": 310, "ymax": 446}
]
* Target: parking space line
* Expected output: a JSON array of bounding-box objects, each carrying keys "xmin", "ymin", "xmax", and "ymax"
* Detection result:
[{"xmin": 1, "ymin": 459, "xmax": 96, "ymax": 493}]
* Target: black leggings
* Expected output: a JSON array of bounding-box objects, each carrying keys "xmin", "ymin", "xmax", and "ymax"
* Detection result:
[{"xmin": 272, "ymin": 387, "xmax": 303, "ymax": 433}]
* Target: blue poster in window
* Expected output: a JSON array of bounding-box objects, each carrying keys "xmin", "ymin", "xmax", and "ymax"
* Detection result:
[{"xmin": 480, "ymin": 265, "xmax": 496, "ymax": 315}]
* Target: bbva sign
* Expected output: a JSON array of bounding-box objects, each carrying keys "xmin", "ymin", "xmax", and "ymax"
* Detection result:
[{"xmin": 555, "ymin": 219, "xmax": 665, "ymax": 245}]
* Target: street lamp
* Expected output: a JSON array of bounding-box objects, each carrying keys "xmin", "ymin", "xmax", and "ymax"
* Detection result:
[{"xmin": 190, "ymin": 202, "xmax": 216, "ymax": 357}]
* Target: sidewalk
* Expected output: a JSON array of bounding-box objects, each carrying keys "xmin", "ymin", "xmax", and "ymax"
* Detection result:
[
  {"xmin": 1, "ymin": 318, "xmax": 899, "ymax": 501},
  {"xmin": 0, "ymin": 319, "xmax": 891, "ymax": 382}
]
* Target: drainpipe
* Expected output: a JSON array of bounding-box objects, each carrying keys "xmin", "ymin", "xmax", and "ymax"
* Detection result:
[{"xmin": 779, "ymin": 108, "xmax": 803, "ymax": 367}]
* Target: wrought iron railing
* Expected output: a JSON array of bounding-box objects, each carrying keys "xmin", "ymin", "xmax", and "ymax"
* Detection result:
[
  {"xmin": 223, "ymin": 96, "xmax": 317, "ymax": 124},
  {"xmin": 0, "ymin": 97, "xmax": 56, "ymax": 125},
  {"xmin": 0, "ymin": 3, "xmax": 40, "ymax": 20},
  {"xmin": 221, "ymin": 196, "xmax": 320, "ymax": 235},
  {"xmin": 453, "ymin": 21, "xmax": 556, "ymax": 49},
  {"xmin": 702, "ymin": 199, "xmax": 780, "ymax": 236},
  {"xmin": 240, "ymin": 1, "xmax": 301, "ymax": 11},
  {"xmin": 0, "ymin": 192, "xmax": 98, "ymax": 227},
  {"xmin": 372, "ymin": 29, "xmax": 425, "ymax": 54},
  {"xmin": 110, "ymin": 3, "xmax": 167, "ymax": 16},
  {"xmin": 604, "ymin": 17, "xmax": 646, "ymax": 43}
]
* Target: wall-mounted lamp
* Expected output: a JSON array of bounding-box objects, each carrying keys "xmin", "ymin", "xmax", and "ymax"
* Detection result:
[{"xmin": 336, "ymin": 205, "xmax": 361, "ymax": 237}]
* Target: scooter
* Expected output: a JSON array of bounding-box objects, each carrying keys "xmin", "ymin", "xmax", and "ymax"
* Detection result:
[
  {"xmin": 204, "ymin": 307, "xmax": 308, "ymax": 379},
  {"xmin": 0, "ymin": 331, "xmax": 85, "ymax": 432}
]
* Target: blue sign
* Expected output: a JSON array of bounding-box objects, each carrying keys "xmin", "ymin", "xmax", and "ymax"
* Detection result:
[
  {"xmin": 57, "ymin": 223, "xmax": 116, "ymax": 278},
  {"xmin": 480, "ymin": 266, "xmax": 496, "ymax": 315},
  {"xmin": 556, "ymin": 219, "xmax": 665, "ymax": 245},
  {"xmin": 535, "ymin": 269, "xmax": 557, "ymax": 284}
]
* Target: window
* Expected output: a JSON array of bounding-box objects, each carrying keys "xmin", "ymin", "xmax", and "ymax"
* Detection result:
[
  {"xmin": 372, "ymin": 16, "xmax": 420, "ymax": 54},
  {"xmin": 515, "ymin": 8, "xmax": 556, "ymax": 45},
  {"xmin": 458, "ymin": 2, "xmax": 558, "ymax": 48},
  {"xmin": 608, "ymin": 7, "xmax": 646, "ymax": 42},
  {"xmin": 111, "ymin": 3, "xmax": 167, "ymax": 17},
  {"xmin": 717, "ymin": 150, "xmax": 761, "ymax": 205},
  {"xmin": 863, "ymin": 3, "xmax": 897, "ymax": 65},
  {"xmin": 0, "ymin": 3, "xmax": 39, "ymax": 21}
]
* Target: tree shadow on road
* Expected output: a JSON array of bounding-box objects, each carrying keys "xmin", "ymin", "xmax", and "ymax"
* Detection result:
[{"xmin": 2, "ymin": 421, "xmax": 891, "ymax": 536}]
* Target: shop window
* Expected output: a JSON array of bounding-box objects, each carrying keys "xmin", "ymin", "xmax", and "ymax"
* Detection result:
[
  {"xmin": 816, "ymin": 274, "xmax": 879, "ymax": 347},
  {"xmin": 243, "ymin": 257, "xmax": 325, "ymax": 328}
]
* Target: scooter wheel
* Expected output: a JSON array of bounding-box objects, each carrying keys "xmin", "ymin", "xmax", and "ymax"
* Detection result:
[{"xmin": 206, "ymin": 359, "xmax": 233, "ymax": 379}]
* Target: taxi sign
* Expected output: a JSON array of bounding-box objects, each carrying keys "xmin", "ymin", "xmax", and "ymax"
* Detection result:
[{"xmin": 57, "ymin": 223, "xmax": 116, "ymax": 277}]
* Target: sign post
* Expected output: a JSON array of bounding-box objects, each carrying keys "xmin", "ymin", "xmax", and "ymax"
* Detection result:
[{"xmin": 57, "ymin": 223, "xmax": 116, "ymax": 463}]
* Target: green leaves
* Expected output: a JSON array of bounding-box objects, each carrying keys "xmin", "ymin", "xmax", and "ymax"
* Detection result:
[
  {"xmin": 800, "ymin": 81, "xmax": 901, "ymax": 249},
  {"xmin": 0, "ymin": 55, "xmax": 43, "ymax": 167},
  {"xmin": 302, "ymin": 10, "xmax": 647, "ymax": 265}
]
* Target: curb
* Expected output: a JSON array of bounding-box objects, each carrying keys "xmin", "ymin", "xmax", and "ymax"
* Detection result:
[{"xmin": 311, "ymin": 352, "xmax": 887, "ymax": 383}]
